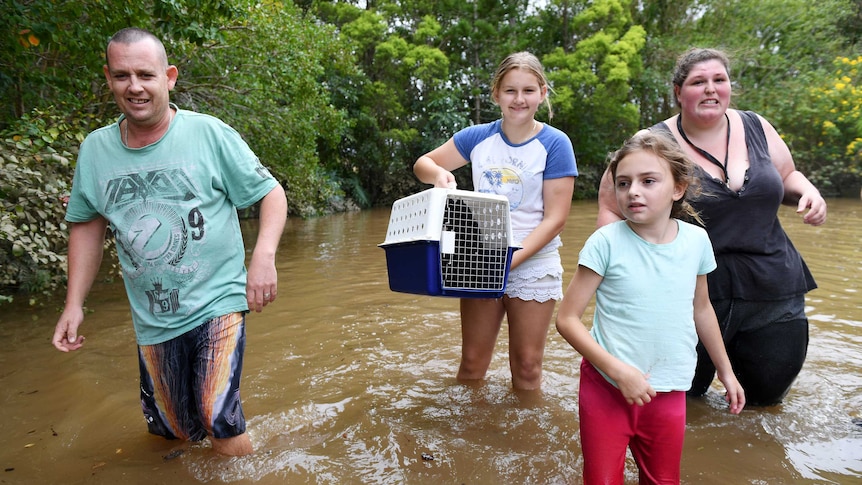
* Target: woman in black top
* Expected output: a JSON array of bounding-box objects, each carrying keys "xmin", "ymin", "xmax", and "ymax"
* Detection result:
[{"xmin": 597, "ymin": 47, "xmax": 827, "ymax": 406}]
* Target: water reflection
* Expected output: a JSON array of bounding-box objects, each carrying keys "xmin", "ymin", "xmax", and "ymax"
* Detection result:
[{"xmin": 0, "ymin": 199, "xmax": 860, "ymax": 484}]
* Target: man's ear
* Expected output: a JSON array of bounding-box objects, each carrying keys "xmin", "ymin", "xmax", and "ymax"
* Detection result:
[{"xmin": 166, "ymin": 65, "xmax": 179, "ymax": 91}]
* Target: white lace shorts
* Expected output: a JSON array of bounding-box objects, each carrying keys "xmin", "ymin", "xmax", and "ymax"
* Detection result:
[{"xmin": 504, "ymin": 249, "xmax": 563, "ymax": 302}]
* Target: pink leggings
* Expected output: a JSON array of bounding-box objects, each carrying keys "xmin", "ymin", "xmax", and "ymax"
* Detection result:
[{"xmin": 579, "ymin": 358, "xmax": 685, "ymax": 485}]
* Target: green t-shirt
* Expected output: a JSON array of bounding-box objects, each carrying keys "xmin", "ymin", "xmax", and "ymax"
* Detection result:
[{"xmin": 66, "ymin": 107, "xmax": 278, "ymax": 345}]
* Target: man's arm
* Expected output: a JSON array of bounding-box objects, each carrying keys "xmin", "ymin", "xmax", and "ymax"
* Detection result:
[
  {"xmin": 246, "ymin": 184, "xmax": 287, "ymax": 312},
  {"xmin": 52, "ymin": 217, "xmax": 109, "ymax": 352}
]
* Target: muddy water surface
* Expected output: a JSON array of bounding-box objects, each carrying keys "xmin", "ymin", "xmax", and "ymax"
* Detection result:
[{"xmin": 1, "ymin": 199, "xmax": 861, "ymax": 484}]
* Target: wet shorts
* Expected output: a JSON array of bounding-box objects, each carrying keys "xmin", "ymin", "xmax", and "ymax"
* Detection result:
[
  {"xmin": 505, "ymin": 249, "xmax": 564, "ymax": 302},
  {"xmin": 138, "ymin": 312, "xmax": 247, "ymax": 441}
]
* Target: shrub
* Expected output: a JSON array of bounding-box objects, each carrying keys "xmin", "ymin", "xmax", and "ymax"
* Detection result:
[{"xmin": 0, "ymin": 108, "xmax": 106, "ymax": 304}]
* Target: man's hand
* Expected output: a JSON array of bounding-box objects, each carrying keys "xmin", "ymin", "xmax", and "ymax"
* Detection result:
[{"xmin": 52, "ymin": 307, "xmax": 86, "ymax": 352}]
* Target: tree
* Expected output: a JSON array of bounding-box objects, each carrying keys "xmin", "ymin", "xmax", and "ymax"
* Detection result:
[
  {"xmin": 175, "ymin": 1, "xmax": 354, "ymax": 216},
  {"xmin": 542, "ymin": 0, "xmax": 647, "ymax": 196},
  {"xmin": 0, "ymin": 0, "xmax": 242, "ymax": 128},
  {"xmin": 628, "ymin": 0, "xmax": 699, "ymax": 128},
  {"xmin": 774, "ymin": 55, "xmax": 862, "ymax": 196}
]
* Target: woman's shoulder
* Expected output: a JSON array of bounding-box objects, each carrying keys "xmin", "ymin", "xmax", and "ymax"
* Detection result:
[
  {"xmin": 646, "ymin": 117, "xmax": 673, "ymax": 133},
  {"xmin": 452, "ymin": 120, "xmax": 502, "ymax": 147},
  {"xmin": 454, "ymin": 120, "xmax": 501, "ymax": 142},
  {"xmin": 731, "ymin": 108, "xmax": 760, "ymax": 122},
  {"xmin": 731, "ymin": 108, "xmax": 775, "ymax": 128},
  {"xmin": 538, "ymin": 122, "xmax": 574, "ymax": 147},
  {"xmin": 729, "ymin": 109, "xmax": 771, "ymax": 142}
]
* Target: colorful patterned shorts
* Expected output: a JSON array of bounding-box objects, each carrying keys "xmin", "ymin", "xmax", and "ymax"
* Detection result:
[{"xmin": 138, "ymin": 312, "xmax": 247, "ymax": 441}]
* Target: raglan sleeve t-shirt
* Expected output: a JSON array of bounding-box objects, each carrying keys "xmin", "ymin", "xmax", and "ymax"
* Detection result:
[{"xmin": 452, "ymin": 120, "xmax": 577, "ymax": 250}]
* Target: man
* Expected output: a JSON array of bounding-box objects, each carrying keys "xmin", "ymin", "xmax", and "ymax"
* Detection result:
[{"xmin": 51, "ymin": 27, "xmax": 287, "ymax": 456}]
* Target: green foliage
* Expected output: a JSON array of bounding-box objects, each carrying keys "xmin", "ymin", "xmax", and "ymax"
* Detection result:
[
  {"xmin": 153, "ymin": 0, "xmax": 242, "ymax": 44},
  {"xmin": 0, "ymin": 0, "xmax": 243, "ymax": 127},
  {"xmin": 173, "ymin": 1, "xmax": 354, "ymax": 217},
  {"xmin": 314, "ymin": 1, "xmax": 471, "ymax": 206},
  {"xmin": 628, "ymin": 0, "xmax": 699, "ymax": 127},
  {"xmin": 0, "ymin": 108, "xmax": 103, "ymax": 303},
  {"xmin": 772, "ymin": 56, "xmax": 862, "ymax": 195},
  {"xmin": 543, "ymin": 0, "xmax": 646, "ymax": 197}
]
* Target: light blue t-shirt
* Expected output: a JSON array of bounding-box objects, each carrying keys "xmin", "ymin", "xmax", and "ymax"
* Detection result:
[
  {"xmin": 66, "ymin": 107, "xmax": 278, "ymax": 345},
  {"xmin": 578, "ymin": 220, "xmax": 717, "ymax": 392},
  {"xmin": 453, "ymin": 119, "xmax": 577, "ymax": 251}
]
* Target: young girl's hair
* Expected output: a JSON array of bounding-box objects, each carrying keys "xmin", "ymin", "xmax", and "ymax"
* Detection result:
[
  {"xmin": 491, "ymin": 52, "xmax": 553, "ymax": 119},
  {"xmin": 608, "ymin": 131, "xmax": 704, "ymax": 225}
]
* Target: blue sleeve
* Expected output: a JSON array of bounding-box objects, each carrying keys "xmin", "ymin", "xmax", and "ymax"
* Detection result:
[
  {"xmin": 453, "ymin": 122, "xmax": 498, "ymax": 161},
  {"xmin": 541, "ymin": 126, "xmax": 578, "ymax": 179}
]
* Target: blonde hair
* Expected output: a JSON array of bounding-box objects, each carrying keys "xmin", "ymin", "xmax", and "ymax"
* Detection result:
[
  {"xmin": 608, "ymin": 131, "xmax": 704, "ymax": 224},
  {"xmin": 491, "ymin": 52, "xmax": 553, "ymax": 119}
]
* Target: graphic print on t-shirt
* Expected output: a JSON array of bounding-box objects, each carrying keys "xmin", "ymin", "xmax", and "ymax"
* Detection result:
[
  {"xmin": 478, "ymin": 167, "xmax": 524, "ymax": 210},
  {"xmin": 104, "ymin": 167, "xmax": 205, "ymax": 315}
]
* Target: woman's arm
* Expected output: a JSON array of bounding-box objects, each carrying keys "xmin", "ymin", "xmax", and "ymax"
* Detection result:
[
  {"xmin": 596, "ymin": 168, "xmax": 623, "ymax": 228},
  {"xmin": 758, "ymin": 114, "xmax": 827, "ymax": 226},
  {"xmin": 414, "ymin": 138, "xmax": 469, "ymax": 188},
  {"xmin": 509, "ymin": 176, "xmax": 575, "ymax": 269}
]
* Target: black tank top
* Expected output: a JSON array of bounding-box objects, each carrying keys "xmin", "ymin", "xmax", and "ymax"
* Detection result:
[{"xmin": 652, "ymin": 110, "xmax": 816, "ymax": 300}]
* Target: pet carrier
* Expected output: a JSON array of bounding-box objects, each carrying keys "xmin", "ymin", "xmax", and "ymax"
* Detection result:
[{"xmin": 380, "ymin": 188, "xmax": 517, "ymax": 298}]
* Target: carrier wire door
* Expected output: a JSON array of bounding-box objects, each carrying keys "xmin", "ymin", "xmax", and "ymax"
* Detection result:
[{"xmin": 440, "ymin": 196, "xmax": 509, "ymax": 292}]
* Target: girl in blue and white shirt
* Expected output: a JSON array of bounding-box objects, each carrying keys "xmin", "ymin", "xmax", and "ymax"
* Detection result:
[{"xmin": 414, "ymin": 52, "xmax": 577, "ymax": 391}]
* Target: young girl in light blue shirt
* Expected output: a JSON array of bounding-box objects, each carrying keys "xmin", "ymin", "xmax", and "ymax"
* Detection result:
[{"xmin": 556, "ymin": 132, "xmax": 745, "ymax": 484}]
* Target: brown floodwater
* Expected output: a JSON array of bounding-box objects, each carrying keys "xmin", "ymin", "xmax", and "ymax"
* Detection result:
[{"xmin": 1, "ymin": 199, "xmax": 861, "ymax": 484}]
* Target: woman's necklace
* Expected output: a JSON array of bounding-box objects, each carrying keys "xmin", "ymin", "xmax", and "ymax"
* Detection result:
[{"xmin": 677, "ymin": 113, "xmax": 730, "ymax": 186}]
